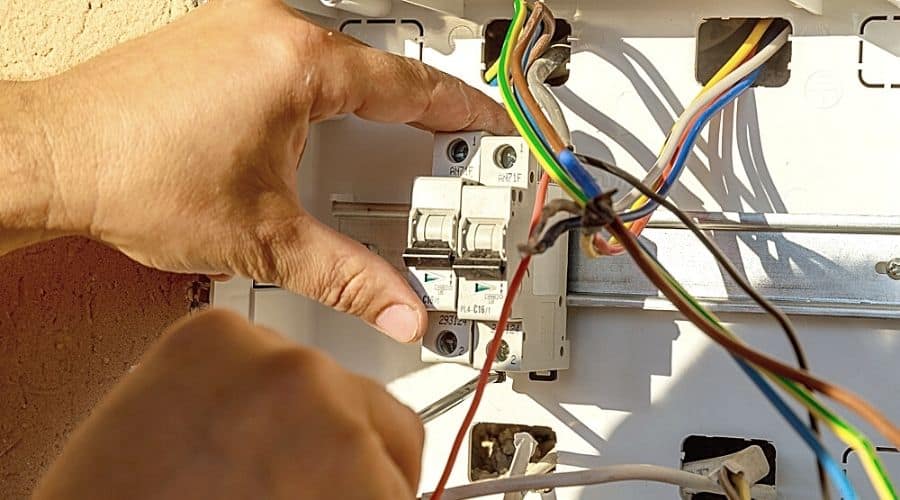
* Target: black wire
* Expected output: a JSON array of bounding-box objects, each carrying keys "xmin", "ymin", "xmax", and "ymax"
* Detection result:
[
  {"xmin": 576, "ymin": 152, "xmax": 829, "ymax": 496},
  {"xmin": 520, "ymin": 215, "xmax": 582, "ymax": 255}
]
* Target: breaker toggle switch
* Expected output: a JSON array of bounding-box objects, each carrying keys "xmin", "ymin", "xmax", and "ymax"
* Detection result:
[
  {"xmin": 404, "ymin": 177, "xmax": 465, "ymax": 312},
  {"xmin": 457, "ymin": 218, "xmax": 506, "ymax": 279},
  {"xmin": 455, "ymin": 185, "xmax": 529, "ymax": 321}
]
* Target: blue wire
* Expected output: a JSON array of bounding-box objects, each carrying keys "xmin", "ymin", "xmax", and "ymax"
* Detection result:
[
  {"xmin": 634, "ymin": 239, "xmax": 858, "ymax": 499},
  {"xmin": 619, "ymin": 69, "xmax": 761, "ymax": 222},
  {"xmin": 559, "ymin": 149, "xmax": 602, "ymax": 198},
  {"xmin": 509, "ymin": 20, "xmax": 604, "ymax": 197},
  {"xmin": 736, "ymin": 358, "xmax": 858, "ymax": 500}
]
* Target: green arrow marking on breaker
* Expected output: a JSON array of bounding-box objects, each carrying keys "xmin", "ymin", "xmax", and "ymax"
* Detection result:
[
  {"xmin": 475, "ymin": 283, "xmax": 494, "ymax": 293},
  {"xmin": 424, "ymin": 273, "xmax": 440, "ymax": 283}
]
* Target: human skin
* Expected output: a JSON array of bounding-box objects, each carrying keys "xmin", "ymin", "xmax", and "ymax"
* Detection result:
[{"xmin": 0, "ymin": 0, "xmax": 513, "ymax": 497}]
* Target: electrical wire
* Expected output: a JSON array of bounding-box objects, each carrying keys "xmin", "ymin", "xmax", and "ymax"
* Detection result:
[
  {"xmin": 733, "ymin": 349, "xmax": 856, "ymax": 500},
  {"xmin": 496, "ymin": 0, "xmax": 586, "ymax": 201},
  {"xmin": 509, "ymin": 3, "xmax": 601, "ymax": 199},
  {"xmin": 622, "ymin": 226, "xmax": 861, "ymax": 499},
  {"xmin": 528, "ymin": 1, "xmax": 556, "ymax": 70},
  {"xmin": 617, "ymin": 69, "xmax": 760, "ymax": 222},
  {"xmin": 577, "ymin": 152, "xmax": 831, "ymax": 490},
  {"xmin": 615, "ymin": 24, "xmax": 790, "ymax": 210},
  {"xmin": 470, "ymin": 4, "xmax": 897, "ymax": 499},
  {"xmin": 577, "ymin": 154, "xmax": 896, "ymax": 499},
  {"xmin": 484, "ymin": 60, "xmax": 500, "ymax": 84},
  {"xmin": 718, "ymin": 467, "xmax": 742, "ymax": 500},
  {"xmin": 593, "ymin": 21, "xmax": 791, "ymax": 255},
  {"xmin": 430, "ymin": 174, "xmax": 551, "ymax": 500},
  {"xmin": 700, "ymin": 19, "xmax": 772, "ymax": 98},
  {"xmin": 527, "ymin": 45, "xmax": 572, "ymax": 146},
  {"xmin": 424, "ymin": 464, "xmax": 726, "ymax": 500},
  {"xmin": 520, "ymin": 215, "xmax": 580, "ymax": 255},
  {"xmin": 736, "ymin": 473, "xmax": 752, "ymax": 500},
  {"xmin": 599, "ymin": 210, "xmax": 898, "ymax": 498}
]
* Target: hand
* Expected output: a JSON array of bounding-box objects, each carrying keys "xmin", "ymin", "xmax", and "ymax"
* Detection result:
[
  {"xmin": 33, "ymin": 310, "xmax": 425, "ymax": 500},
  {"xmin": 30, "ymin": 0, "xmax": 512, "ymax": 342}
]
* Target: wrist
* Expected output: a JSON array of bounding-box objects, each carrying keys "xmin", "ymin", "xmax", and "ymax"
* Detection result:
[
  {"xmin": 0, "ymin": 81, "xmax": 65, "ymax": 251},
  {"xmin": 0, "ymin": 77, "xmax": 99, "ymax": 252}
]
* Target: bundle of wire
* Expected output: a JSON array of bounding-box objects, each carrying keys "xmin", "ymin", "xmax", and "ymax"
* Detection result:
[{"xmin": 428, "ymin": 3, "xmax": 900, "ymax": 500}]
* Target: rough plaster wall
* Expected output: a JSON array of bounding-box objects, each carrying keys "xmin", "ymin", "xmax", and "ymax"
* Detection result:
[{"xmin": 0, "ymin": 1, "xmax": 202, "ymax": 497}]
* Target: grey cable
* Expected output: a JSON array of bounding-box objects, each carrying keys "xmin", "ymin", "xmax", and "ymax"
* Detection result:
[
  {"xmin": 526, "ymin": 45, "xmax": 572, "ymax": 146},
  {"xmin": 421, "ymin": 464, "xmax": 724, "ymax": 499}
]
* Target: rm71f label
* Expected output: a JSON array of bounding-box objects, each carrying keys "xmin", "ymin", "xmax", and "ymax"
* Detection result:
[{"xmin": 494, "ymin": 172, "xmax": 523, "ymax": 184}]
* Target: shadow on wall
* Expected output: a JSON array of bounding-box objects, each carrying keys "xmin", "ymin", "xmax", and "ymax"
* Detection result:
[
  {"xmin": 498, "ymin": 35, "xmax": 881, "ymax": 495},
  {"xmin": 558, "ymin": 34, "xmax": 848, "ymax": 296},
  {"xmin": 512, "ymin": 309, "xmax": 680, "ymax": 455}
]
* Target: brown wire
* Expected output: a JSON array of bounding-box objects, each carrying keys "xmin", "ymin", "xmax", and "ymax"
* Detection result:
[
  {"xmin": 510, "ymin": 3, "xmax": 567, "ymax": 154},
  {"xmin": 603, "ymin": 214, "xmax": 900, "ymax": 449},
  {"xmin": 576, "ymin": 154, "xmax": 831, "ymax": 500},
  {"xmin": 511, "ymin": 3, "xmax": 895, "ymax": 485},
  {"xmin": 526, "ymin": 2, "xmax": 557, "ymax": 69}
]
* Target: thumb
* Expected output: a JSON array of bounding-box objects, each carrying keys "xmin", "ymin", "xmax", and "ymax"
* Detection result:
[{"xmin": 254, "ymin": 214, "xmax": 426, "ymax": 343}]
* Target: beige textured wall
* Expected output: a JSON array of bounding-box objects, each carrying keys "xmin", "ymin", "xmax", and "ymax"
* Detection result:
[{"xmin": 0, "ymin": 1, "xmax": 203, "ymax": 497}]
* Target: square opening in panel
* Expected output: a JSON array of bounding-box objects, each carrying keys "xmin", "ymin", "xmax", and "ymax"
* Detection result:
[
  {"xmin": 469, "ymin": 422, "xmax": 557, "ymax": 481},
  {"xmin": 482, "ymin": 18, "xmax": 571, "ymax": 86},
  {"xmin": 696, "ymin": 18, "xmax": 792, "ymax": 88},
  {"xmin": 681, "ymin": 435, "xmax": 778, "ymax": 500}
]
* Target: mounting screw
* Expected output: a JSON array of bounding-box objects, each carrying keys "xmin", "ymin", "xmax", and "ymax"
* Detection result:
[
  {"xmin": 494, "ymin": 340, "xmax": 510, "ymax": 362},
  {"xmin": 875, "ymin": 258, "xmax": 900, "ymax": 280},
  {"xmin": 436, "ymin": 330, "xmax": 459, "ymax": 356},
  {"xmin": 494, "ymin": 144, "xmax": 517, "ymax": 169},
  {"xmin": 447, "ymin": 138, "xmax": 469, "ymax": 163}
]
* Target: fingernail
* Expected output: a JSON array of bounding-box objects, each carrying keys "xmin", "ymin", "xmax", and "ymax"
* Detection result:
[{"xmin": 376, "ymin": 304, "xmax": 420, "ymax": 342}]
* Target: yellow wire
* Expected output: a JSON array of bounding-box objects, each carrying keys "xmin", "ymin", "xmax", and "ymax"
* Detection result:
[
  {"xmin": 497, "ymin": 3, "xmax": 584, "ymax": 202},
  {"xmin": 734, "ymin": 473, "xmax": 751, "ymax": 500},
  {"xmin": 620, "ymin": 18, "xmax": 774, "ymax": 219},
  {"xmin": 698, "ymin": 300, "xmax": 892, "ymax": 499},
  {"xmin": 484, "ymin": 60, "xmax": 500, "ymax": 83},
  {"xmin": 698, "ymin": 19, "xmax": 772, "ymax": 99},
  {"xmin": 769, "ymin": 375, "xmax": 896, "ymax": 500}
]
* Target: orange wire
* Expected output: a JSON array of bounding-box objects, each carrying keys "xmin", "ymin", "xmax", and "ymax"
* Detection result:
[
  {"xmin": 429, "ymin": 174, "xmax": 550, "ymax": 500},
  {"xmin": 592, "ymin": 80, "xmax": 730, "ymax": 256}
]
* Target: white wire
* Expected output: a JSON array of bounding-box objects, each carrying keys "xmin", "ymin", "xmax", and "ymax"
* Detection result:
[
  {"xmin": 527, "ymin": 45, "xmax": 572, "ymax": 146},
  {"xmin": 420, "ymin": 464, "xmax": 724, "ymax": 500},
  {"xmin": 614, "ymin": 26, "xmax": 791, "ymax": 210}
]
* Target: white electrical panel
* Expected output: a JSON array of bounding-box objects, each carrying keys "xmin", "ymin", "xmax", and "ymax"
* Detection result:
[
  {"xmin": 216, "ymin": 1, "xmax": 900, "ymax": 498},
  {"xmin": 411, "ymin": 134, "xmax": 569, "ymax": 373}
]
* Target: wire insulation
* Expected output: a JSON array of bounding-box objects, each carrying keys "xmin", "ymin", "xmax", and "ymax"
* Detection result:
[{"xmin": 426, "ymin": 464, "xmax": 725, "ymax": 500}]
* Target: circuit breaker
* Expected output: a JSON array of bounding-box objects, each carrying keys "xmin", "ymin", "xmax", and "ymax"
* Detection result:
[{"xmin": 407, "ymin": 134, "xmax": 569, "ymax": 374}]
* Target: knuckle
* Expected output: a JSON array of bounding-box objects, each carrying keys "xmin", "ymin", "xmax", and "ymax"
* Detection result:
[
  {"xmin": 254, "ymin": 346, "xmax": 352, "ymax": 408},
  {"xmin": 406, "ymin": 61, "xmax": 437, "ymax": 113},
  {"xmin": 259, "ymin": 346, "xmax": 335, "ymax": 385},
  {"xmin": 315, "ymin": 253, "xmax": 373, "ymax": 317},
  {"xmin": 334, "ymin": 420, "xmax": 378, "ymax": 451},
  {"xmin": 238, "ymin": 217, "xmax": 299, "ymax": 285},
  {"xmin": 160, "ymin": 309, "xmax": 248, "ymax": 351}
]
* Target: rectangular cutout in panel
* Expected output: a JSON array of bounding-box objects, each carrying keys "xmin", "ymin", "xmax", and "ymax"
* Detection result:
[
  {"xmin": 696, "ymin": 18, "xmax": 792, "ymax": 88},
  {"xmin": 681, "ymin": 435, "xmax": 777, "ymax": 500},
  {"xmin": 859, "ymin": 16, "xmax": 900, "ymax": 88},
  {"xmin": 483, "ymin": 18, "xmax": 571, "ymax": 86},
  {"xmin": 340, "ymin": 18, "xmax": 424, "ymax": 59}
]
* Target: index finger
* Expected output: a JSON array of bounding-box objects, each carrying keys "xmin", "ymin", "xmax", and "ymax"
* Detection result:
[{"xmin": 310, "ymin": 32, "xmax": 515, "ymax": 135}]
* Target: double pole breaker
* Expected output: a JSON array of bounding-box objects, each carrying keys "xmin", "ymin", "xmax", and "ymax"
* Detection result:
[{"xmin": 404, "ymin": 133, "xmax": 569, "ymax": 375}]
